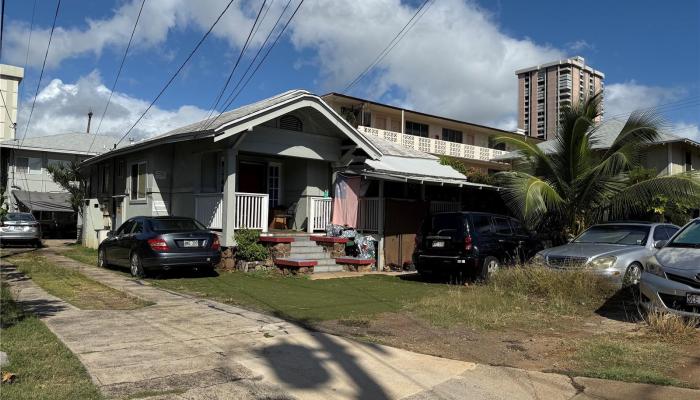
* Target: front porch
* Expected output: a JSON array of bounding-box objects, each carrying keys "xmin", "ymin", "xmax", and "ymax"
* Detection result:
[{"xmin": 194, "ymin": 191, "xmax": 333, "ymax": 234}]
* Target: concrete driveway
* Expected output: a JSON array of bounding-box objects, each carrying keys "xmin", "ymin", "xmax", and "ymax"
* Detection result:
[{"xmin": 2, "ymin": 246, "xmax": 698, "ymax": 400}]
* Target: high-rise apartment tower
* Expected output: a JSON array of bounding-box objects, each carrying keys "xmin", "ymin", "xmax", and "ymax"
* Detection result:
[{"xmin": 516, "ymin": 56, "xmax": 604, "ymax": 139}]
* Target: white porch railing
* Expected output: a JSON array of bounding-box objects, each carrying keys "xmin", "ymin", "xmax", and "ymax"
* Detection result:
[
  {"xmin": 357, "ymin": 125, "xmax": 508, "ymax": 161},
  {"xmin": 358, "ymin": 197, "xmax": 382, "ymax": 232},
  {"xmin": 430, "ymin": 201, "xmax": 461, "ymax": 214},
  {"xmin": 235, "ymin": 192, "xmax": 269, "ymax": 232},
  {"xmin": 195, "ymin": 193, "xmax": 223, "ymax": 229},
  {"xmin": 307, "ymin": 197, "xmax": 332, "ymax": 233}
]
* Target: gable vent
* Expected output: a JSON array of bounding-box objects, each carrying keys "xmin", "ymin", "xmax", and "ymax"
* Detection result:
[{"xmin": 279, "ymin": 115, "xmax": 303, "ymax": 132}]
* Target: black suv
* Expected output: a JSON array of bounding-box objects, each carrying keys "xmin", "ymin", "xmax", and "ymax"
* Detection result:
[{"xmin": 413, "ymin": 212, "xmax": 542, "ymax": 279}]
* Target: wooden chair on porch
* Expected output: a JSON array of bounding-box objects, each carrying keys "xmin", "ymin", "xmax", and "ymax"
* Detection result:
[{"xmin": 270, "ymin": 202, "xmax": 297, "ymax": 230}]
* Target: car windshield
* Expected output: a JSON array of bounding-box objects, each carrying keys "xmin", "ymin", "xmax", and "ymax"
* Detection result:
[
  {"xmin": 2, "ymin": 213, "xmax": 35, "ymax": 222},
  {"xmin": 574, "ymin": 225, "xmax": 649, "ymax": 246},
  {"xmin": 149, "ymin": 218, "xmax": 206, "ymax": 232},
  {"xmin": 667, "ymin": 221, "xmax": 700, "ymax": 248}
]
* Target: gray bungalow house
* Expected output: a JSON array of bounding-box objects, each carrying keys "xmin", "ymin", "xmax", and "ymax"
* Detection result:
[{"xmin": 79, "ymin": 90, "xmax": 499, "ymax": 268}]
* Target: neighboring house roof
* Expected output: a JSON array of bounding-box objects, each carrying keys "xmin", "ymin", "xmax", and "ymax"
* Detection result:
[
  {"xmin": 13, "ymin": 190, "xmax": 73, "ymax": 212},
  {"xmin": 494, "ymin": 119, "xmax": 700, "ymax": 161},
  {"xmin": 0, "ymin": 133, "xmax": 118, "ymax": 155},
  {"xmin": 83, "ymin": 90, "xmax": 383, "ymax": 166}
]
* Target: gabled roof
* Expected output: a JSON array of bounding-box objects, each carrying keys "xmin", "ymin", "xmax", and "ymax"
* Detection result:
[
  {"xmin": 494, "ymin": 119, "xmax": 700, "ymax": 161},
  {"xmin": 83, "ymin": 90, "xmax": 382, "ymax": 166},
  {"xmin": 0, "ymin": 133, "xmax": 118, "ymax": 155}
]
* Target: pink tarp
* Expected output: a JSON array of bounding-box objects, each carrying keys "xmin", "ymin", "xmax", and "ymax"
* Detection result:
[{"xmin": 331, "ymin": 175, "xmax": 361, "ymax": 227}]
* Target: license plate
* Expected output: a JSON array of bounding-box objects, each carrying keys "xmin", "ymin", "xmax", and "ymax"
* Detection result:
[
  {"xmin": 432, "ymin": 241, "xmax": 445, "ymax": 248},
  {"xmin": 182, "ymin": 240, "xmax": 199, "ymax": 248},
  {"xmin": 687, "ymin": 293, "xmax": 700, "ymax": 306}
]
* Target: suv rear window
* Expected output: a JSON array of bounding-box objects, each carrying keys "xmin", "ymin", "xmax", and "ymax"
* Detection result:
[
  {"xmin": 427, "ymin": 214, "xmax": 465, "ymax": 236},
  {"xmin": 149, "ymin": 218, "xmax": 206, "ymax": 232},
  {"xmin": 470, "ymin": 214, "xmax": 492, "ymax": 234},
  {"xmin": 493, "ymin": 217, "xmax": 512, "ymax": 235}
]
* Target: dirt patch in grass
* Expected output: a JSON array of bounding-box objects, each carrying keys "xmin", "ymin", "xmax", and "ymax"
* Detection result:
[
  {"xmin": 315, "ymin": 268, "xmax": 699, "ymax": 389},
  {"xmin": 8, "ymin": 252, "xmax": 151, "ymax": 310},
  {"xmin": 0, "ymin": 283, "xmax": 103, "ymax": 400}
]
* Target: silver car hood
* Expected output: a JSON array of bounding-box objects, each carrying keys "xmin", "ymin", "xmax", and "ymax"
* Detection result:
[
  {"xmin": 541, "ymin": 242, "xmax": 644, "ymax": 259},
  {"xmin": 656, "ymin": 247, "xmax": 700, "ymax": 271}
]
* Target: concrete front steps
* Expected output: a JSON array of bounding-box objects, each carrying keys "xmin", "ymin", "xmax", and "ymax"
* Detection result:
[{"xmin": 266, "ymin": 232, "xmax": 344, "ymax": 273}]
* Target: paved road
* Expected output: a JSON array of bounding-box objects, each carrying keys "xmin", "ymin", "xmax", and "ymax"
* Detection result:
[{"xmin": 2, "ymin": 245, "xmax": 698, "ymax": 400}]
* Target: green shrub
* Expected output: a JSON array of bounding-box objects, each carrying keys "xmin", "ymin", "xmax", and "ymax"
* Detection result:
[{"xmin": 235, "ymin": 229, "xmax": 269, "ymax": 261}]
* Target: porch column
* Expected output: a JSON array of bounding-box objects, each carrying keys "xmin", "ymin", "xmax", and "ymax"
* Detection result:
[
  {"xmin": 222, "ymin": 147, "xmax": 238, "ymax": 247},
  {"xmin": 378, "ymin": 180, "xmax": 386, "ymax": 272}
]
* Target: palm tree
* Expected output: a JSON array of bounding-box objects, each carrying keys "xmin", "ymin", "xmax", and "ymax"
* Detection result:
[{"xmin": 496, "ymin": 93, "xmax": 700, "ymax": 241}]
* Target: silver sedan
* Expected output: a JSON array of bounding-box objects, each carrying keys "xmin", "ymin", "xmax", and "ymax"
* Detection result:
[
  {"xmin": 640, "ymin": 218, "xmax": 700, "ymax": 317},
  {"xmin": 0, "ymin": 212, "xmax": 42, "ymax": 247},
  {"xmin": 532, "ymin": 223, "xmax": 679, "ymax": 286}
]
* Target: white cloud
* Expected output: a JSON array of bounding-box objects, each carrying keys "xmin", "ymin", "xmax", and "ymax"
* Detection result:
[
  {"xmin": 16, "ymin": 71, "xmax": 210, "ymax": 140},
  {"xmin": 604, "ymin": 81, "xmax": 686, "ymax": 120},
  {"xmin": 287, "ymin": 0, "xmax": 564, "ymax": 129},
  {"xmin": 671, "ymin": 122, "xmax": 700, "ymax": 141},
  {"xmin": 566, "ymin": 40, "xmax": 594, "ymax": 52},
  {"xmin": 4, "ymin": 0, "xmax": 284, "ymax": 69}
]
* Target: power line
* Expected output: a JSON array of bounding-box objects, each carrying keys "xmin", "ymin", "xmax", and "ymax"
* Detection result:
[
  {"xmin": 23, "ymin": 0, "xmax": 37, "ymax": 70},
  {"xmin": 114, "ymin": 0, "xmax": 237, "ymax": 147},
  {"xmin": 201, "ymin": 0, "xmax": 293, "ymax": 131},
  {"xmin": 604, "ymin": 95, "xmax": 700, "ymax": 120},
  {"xmin": 198, "ymin": 0, "xmax": 268, "ymax": 131},
  {"xmin": 206, "ymin": 0, "xmax": 304, "ymax": 130},
  {"xmin": 342, "ymin": 0, "xmax": 433, "ymax": 93},
  {"xmin": 86, "ymin": 0, "xmax": 147, "ymax": 155},
  {"xmin": 18, "ymin": 0, "xmax": 61, "ymax": 148}
]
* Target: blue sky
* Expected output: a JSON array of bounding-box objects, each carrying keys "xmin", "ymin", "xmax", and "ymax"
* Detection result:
[{"xmin": 3, "ymin": 0, "xmax": 699, "ymax": 140}]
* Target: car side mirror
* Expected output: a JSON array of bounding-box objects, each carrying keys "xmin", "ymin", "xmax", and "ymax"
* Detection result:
[{"xmin": 653, "ymin": 240, "xmax": 667, "ymax": 249}]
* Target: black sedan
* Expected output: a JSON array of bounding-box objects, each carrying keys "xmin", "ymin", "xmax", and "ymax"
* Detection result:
[{"xmin": 98, "ymin": 216, "xmax": 221, "ymax": 277}]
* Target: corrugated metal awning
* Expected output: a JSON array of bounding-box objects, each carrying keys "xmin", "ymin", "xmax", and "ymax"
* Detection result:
[
  {"xmin": 13, "ymin": 191, "xmax": 74, "ymax": 212},
  {"xmin": 348, "ymin": 155, "xmax": 499, "ymax": 189}
]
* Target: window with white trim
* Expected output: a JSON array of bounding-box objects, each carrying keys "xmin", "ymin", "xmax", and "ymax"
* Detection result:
[
  {"xmin": 268, "ymin": 163, "xmax": 282, "ymax": 207},
  {"xmin": 47, "ymin": 159, "xmax": 70, "ymax": 170},
  {"xmin": 130, "ymin": 162, "xmax": 147, "ymax": 200},
  {"xmin": 16, "ymin": 157, "xmax": 42, "ymax": 175}
]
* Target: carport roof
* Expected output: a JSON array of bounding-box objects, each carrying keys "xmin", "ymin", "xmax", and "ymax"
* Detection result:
[{"xmin": 13, "ymin": 191, "xmax": 73, "ymax": 212}]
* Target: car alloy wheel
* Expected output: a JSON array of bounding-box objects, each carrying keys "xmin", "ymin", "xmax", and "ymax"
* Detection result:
[
  {"xmin": 130, "ymin": 252, "xmax": 144, "ymax": 278},
  {"xmin": 98, "ymin": 248, "xmax": 106, "ymax": 268},
  {"xmin": 624, "ymin": 263, "xmax": 642, "ymax": 287},
  {"xmin": 481, "ymin": 257, "xmax": 500, "ymax": 280}
]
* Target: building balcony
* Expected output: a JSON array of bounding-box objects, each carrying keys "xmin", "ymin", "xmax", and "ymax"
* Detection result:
[{"xmin": 357, "ymin": 126, "xmax": 508, "ymax": 163}]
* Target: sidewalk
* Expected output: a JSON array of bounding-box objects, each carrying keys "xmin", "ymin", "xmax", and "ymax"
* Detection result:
[{"xmin": 2, "ymin": 247, "xmax": 698, "ymax": 400}]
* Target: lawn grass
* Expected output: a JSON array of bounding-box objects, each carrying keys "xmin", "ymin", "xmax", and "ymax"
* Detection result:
[
  {"xmin": 0, "ymin": 283, "xmax": 104, "ymax": 400},
  {"xmin": 151, "ymin": 271, "xmax": 444, "ymax": 323},
  {"xmin": 8, "ymin": 252, "xmax": 150, "ymax": 310},
  {"xmin": 59, "ymin": 244, "xmax": 98, "ymax": 266},
  {"xmin": 409, "ymin": 266, "xmax": 617, "ymax": 330},
  {"xmin": 571, "ymin": 337, "xmax": 684, "ymax": 387}
]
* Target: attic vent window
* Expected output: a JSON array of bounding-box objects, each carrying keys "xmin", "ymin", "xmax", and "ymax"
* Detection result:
[{"xmin": 279, "ymin": 115, "xmax": 303, "ymax": 132}]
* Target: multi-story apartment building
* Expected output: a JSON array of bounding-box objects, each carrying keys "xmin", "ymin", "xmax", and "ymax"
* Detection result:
[
  {"xmin": 0, "ymin": 64, "xmax": 24, "ymax": 140},
  {"xmin": 516, "ymin": 56, "xmax": 604, "ymax": 139},
  {"xmin": 322, "ymin": 93, "xmax": 542, "ymax": 173}
]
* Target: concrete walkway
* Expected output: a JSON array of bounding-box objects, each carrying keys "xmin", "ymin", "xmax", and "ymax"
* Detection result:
[{"xmin": 2, "ymin": 247, "xmax": 698, "ymax": 400}]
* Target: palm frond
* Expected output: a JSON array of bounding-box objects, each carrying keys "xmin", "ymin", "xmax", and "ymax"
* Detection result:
[
  {"xmin": 607, "ymin": 171, "xmax": 700, "ymax": 219},
  {"xmin": 497, "ymin": 171, "xmax": 565, "ymax": 226}
]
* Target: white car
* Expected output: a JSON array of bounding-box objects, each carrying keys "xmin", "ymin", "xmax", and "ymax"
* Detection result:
[{"xmin": 639, "ymin": 218, "xmax": 700, "ymax": 317}]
